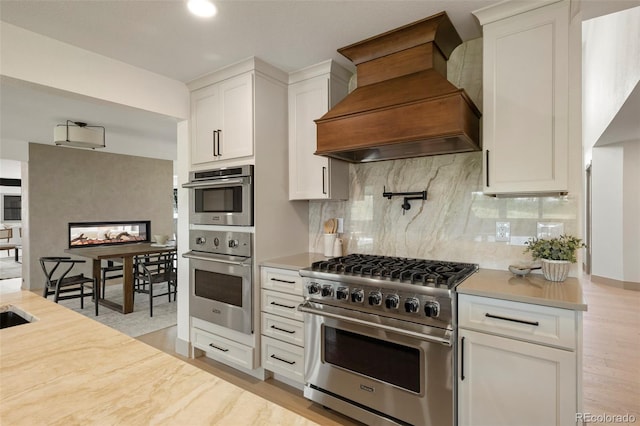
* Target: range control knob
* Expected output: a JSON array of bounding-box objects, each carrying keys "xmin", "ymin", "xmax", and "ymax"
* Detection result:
[
  {"xmin": 385, "ymin": 294, "xmax": 400, "ymax": 309},
  {"xmin": 336, "ymin": 287, "xmax": 349, "ymax": 300},
  {"xmin": 307, "ymin": 283, "xmax": 320, "ymax": 295},
  {"xmin": 404, "ymin": 297, "xmax": 420, "ymax": 313},
  {"xmin": 228, "ymin": 239, "xmax": 239, "ymax": 248},
  {"xmin": 368, "ymin": 291, "xmax": 382, "ymax": 306},
  {"xmin": 351, "ymin": 289, "xmax": 364, "ymax": 303},
  {"xmin": 321, "ymin": 285, "xmax": 334, "ymax": 297},
  {"xmin": 424, "ymin": 301, "xmax": 440, "ymax": 318},
  {"xmin": 213, "ymin": 237, "xmax": 219, "ymax": 246},
  {"xmin": 195, "ymin": 237, "xmax": 206, "ymax": 245}
]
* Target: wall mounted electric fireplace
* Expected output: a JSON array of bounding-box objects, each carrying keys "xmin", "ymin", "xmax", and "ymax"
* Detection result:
[{"xmin": 68, "ymin": 221, "xmax": 150, "ymax": 248}]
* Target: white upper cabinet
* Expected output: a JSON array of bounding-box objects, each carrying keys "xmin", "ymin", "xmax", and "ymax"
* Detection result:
[
  {"xmin": 474, "ymin": 0, "xmax": 570, "ymax": 195},
  {"xmin": 191, "ymin": 72, "xmax": 253, "ymax": 165},
  {"xmin": 288, "ymin": 60, "xmax": 351, "ymax": 200}
]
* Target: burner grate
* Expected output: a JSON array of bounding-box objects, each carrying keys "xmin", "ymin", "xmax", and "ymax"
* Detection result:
[{"xmin": 311, "ymin": 253, "xmax": 478, "ymax": 289}]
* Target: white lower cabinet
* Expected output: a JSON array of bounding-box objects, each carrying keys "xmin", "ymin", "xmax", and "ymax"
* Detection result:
[
  {"xmin": 261, "ymin": 336, "xmax": 304, "ymax": 383},
  {"xmin": 192, "ymin": 326, "xmax": 255, "ymax": 370},
  {"xmin": 458, "ymin": 294, "xmax": 580, "ymax": 426},
  {"xmin": 260, "ymin": 267, "xmax": 305, "ymax": 385}
]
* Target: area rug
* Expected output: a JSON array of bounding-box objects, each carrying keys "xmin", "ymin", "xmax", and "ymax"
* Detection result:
[
  {"xmin": 58, "ymin": 283, "xmax": 177, "ymax": 338},
  {"xmin": 0, "ymin": 256, "xmax": 21, "ymax": 280}
]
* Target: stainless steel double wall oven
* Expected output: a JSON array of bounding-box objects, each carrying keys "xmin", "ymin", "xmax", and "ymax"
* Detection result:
[{"xmin": 182, "ymin": 165, "xmax": 255, "ymax": 335}]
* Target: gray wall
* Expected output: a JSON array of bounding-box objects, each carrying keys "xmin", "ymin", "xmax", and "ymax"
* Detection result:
[{"xmin": 27, "ymin": 143, "xmax": 173, "ymax": 290}]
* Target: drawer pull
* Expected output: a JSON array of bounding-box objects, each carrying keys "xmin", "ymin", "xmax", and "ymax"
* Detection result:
[
  {"xmin": 485, "ymin": 313, "xmax": 539, "ymax": 326},
  {"xmin": 270, "ymin": 354, "xmax": 296, "ymax": 365},
  {"xmin": 208, "ymin": 343, "xmax": 229, "ymax": 352},
  {"xmin": 271, "ymin": 325, "xmax": 295, "ymax": 334},
  {"xmin": 270, "ymin": 278, "xmax": 296, "ymax": 284},
  {"xmin": 270, "ymin": 301, "xmax": 296, "ymax": 309}
]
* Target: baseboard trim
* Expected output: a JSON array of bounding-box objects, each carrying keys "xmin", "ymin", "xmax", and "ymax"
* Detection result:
[
  {"xmin": 175, "ymin": 337, "xmax": 191, "ymax": 357},
  {"xmin": 591, "ymin": 275, "xmax": 640, "ymax": 291}
]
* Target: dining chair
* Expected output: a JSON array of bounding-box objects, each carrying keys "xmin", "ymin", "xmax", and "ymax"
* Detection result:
[
  {"xmin": 133, "ymin": 251, "xmax": 177, "ymax": 317},
  {"xmin": 0, "ymin": 227, "xmax": 12, "ymax": 256},
  {"xmin": 39, "ymin": 257, "xmax": 98, "ymax": 316}
]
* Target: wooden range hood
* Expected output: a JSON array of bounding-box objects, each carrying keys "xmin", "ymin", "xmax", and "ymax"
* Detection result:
[{"xmin": 315, "ymin": 12, "xmax": 481, "ymax": 163}]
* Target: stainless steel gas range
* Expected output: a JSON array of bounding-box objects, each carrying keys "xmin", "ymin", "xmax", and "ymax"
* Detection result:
[{"xmin": 299, "ymin": 253, "xmax": 478, "ymax": 426}]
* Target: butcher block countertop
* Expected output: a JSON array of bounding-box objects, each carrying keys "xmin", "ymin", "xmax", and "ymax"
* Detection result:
[
  {"xmin": 0, "ymin": 290, "xmax": 318, "ymax": 426},
  {"xmin": 457, "ymin": 268, "xmax": 587, "ymax": 311}
]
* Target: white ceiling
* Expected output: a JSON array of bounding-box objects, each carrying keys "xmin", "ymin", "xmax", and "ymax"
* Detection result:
[{"xmin": 1, "ymin": 0, "xmax": 639, "ymax": 159}]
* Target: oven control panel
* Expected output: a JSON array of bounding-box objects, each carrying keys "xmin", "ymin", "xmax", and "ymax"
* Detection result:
[
  {"xmin": 303, "ymin": 278, "xmax": 450, "ymax": 325},
  {"xmin": 189, "ymin": 229, "xmax": 252, "ymax": 257}
]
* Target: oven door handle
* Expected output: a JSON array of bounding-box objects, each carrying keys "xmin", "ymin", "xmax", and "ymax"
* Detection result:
[
  {"xmin": 182, "ymin": 251, "xmax": 251, "ymax": 266},
  {"xmin": 181, "ymin": 177, "xmax": 247, "ymax": 189},
  {"xmin": 298, "ymin": 302, "xmax": 452, "ymax": 346}
]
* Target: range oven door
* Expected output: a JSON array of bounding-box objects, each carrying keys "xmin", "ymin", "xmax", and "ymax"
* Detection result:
[
  {"xmin": 183, "ymin": 176, "xmax": 253, "ymax": 226},
  {"xmin": 184, "ymin": 251, "xmax": 252, "ymax": 334},
  {"xmin": 300, "ymin": 301, "xmax": 454, "ymax": 426}
]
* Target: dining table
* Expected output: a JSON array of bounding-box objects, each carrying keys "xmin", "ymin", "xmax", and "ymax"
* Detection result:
[{"xmin": 65, "ymin": 242, "xmax": 177, "ymax": 314}]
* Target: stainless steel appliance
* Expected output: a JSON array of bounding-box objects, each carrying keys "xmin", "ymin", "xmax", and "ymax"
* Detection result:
[
  {"xmin": 183, "ymin": 229, "xmax": 253, "ymax": 334},
  {"xmin": 299, "ymin": 254, "xmax": 478, "ymax": 426},
  {"xmin": 182, "ymin": 165, "xmax": 253, "ymax": 226}
]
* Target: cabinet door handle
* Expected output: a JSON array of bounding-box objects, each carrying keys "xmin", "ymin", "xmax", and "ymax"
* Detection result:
[
  {"xmin": 270, "ymin": 278, "xmax": 296, "ymax": 284},
  {"xmin": 485, "ymin": 313, "xmax": 539, "ymax": 326},
  {"xmin": 271, "ymin": 325, "xmax": 296, "ymax": 334},
  {"xmin": 208, "ymin": 343, "xmax": 229, "ymax": 352},
  {"xmin": 485, "ymin": 150, "xmax": 490, "ymax": 187},
  {"xmin": 460, "ymin": 336, "xmax": 465, "ymax": 381},
  {"xmin": 270, "ymin": 354, "xmax": 296, "ymax": 365},
  {"xmin": 322, "ymin": 166, "xmax": 327, "ymax": 195},
  {"xmin": 212, "ymin": 131, "xmax": 218, "ymax": 157},
  {"xmin": 216, "ymin": 129, "xmax": 222, "ymax": 157},
  {"xmin": 270, "ymin": 301, "xmax": 296, "ymax": 309}
]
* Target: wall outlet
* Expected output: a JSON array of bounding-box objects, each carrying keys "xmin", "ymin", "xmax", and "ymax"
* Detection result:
[
  {"xmin": 496, "ymin": 221, "xmax": 510, "ymax": 242},
  {"xmin": 336, "ymin": 218, "xmax": 344, "ymax": 234}
]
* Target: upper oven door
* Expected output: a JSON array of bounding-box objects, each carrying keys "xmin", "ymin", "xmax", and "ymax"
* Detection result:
[
  {"xmin": 186, "ymin": 252, "xmax": 253, "ymax": 334},
  {"xmin": 186, "ymin": 176, "xmax": 253, "ymax": 226},
  {"xmin": 301, "ymin": 301, "xmax": 454, "ymax": 426}
]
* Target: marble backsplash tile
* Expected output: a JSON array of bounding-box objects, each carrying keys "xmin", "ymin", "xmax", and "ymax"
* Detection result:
[{"xmin": 309, "ymin": 152, "xmax": 578, "ymax": 271}]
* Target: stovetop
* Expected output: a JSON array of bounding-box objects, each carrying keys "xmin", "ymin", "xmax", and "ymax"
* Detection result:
[
  {"xmin": 300, "ymin": 254, "xmax": 478, "ymax": 328},
  {"xmin": 304, "ymin": 253, "xmax": 478, "ymax": 290}
]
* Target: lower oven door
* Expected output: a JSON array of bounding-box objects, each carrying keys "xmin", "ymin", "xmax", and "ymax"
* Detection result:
[
  {"xmin": 184, "ymin": 251, "xmax": 252, "ymax": 334},
  {"xmin": 300, "ymin": 301, "xmax": 454, "ymax": 426}
]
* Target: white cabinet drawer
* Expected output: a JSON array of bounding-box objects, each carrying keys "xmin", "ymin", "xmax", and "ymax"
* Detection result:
[
  {"xmin": 261, "ymin": 312, "xmax": 304, "ymax": 347},
  {"xmin": 192, "ymin": 327, "xmax": 255, "ymax": 369},
  {"xmin": 458, "ymin": 294, "xmax": 576, "ymax": 350},
  {"xmin": 261, "ymin": 289, "xmax": 304, "ymax": 322},
  {"xmin": 261, "ymin": 267, "xmax": 303, "ymax": 295},
  {"xmin": 261, "ymin": 336, "xmax": 304, "ymax": 383}
]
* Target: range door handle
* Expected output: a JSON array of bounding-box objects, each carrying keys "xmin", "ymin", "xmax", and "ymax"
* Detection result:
[{"xmin": 298, "ymin": 301, "xmax": 451, "ymax": 346}]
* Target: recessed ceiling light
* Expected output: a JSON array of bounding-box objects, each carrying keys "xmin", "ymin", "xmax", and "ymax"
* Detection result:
[{"xmin": 187, "ymin": 0, "xmax": 217, "ymax": 18}]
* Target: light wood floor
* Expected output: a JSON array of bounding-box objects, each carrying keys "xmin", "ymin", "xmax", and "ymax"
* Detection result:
[
  {"xmin": 581, "ymin": 278, "xmax": 640, "ymax": 424},
  {"xmin": 137, "ymin": 277, "xmax": 640, "ymax": 426}
]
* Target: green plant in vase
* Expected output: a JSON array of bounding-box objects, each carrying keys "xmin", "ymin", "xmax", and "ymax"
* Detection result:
[{"xmin": 524, "ymin": 235, "xmax": 586, "ymax": 281}]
